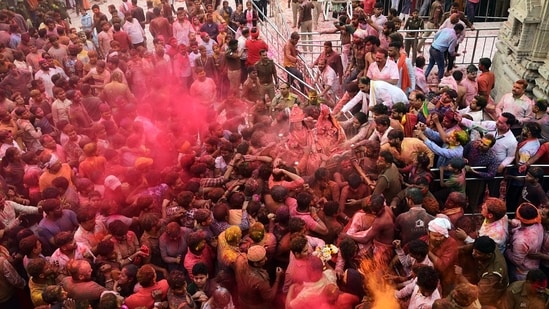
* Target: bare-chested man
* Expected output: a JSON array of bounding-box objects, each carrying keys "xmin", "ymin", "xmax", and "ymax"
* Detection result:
[{"xmin": 359, "ymin": 194, "xmax": 394, "ymax": 266}]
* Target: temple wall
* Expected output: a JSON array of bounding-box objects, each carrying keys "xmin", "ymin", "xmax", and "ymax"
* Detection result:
[{"xmin": 492, "ymin": 0, "xmax": 549, "ymax": 101}]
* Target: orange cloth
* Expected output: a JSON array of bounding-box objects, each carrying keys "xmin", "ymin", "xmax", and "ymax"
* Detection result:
[
  {"xmin": 26, "ymin": 0, "xmax": 39, "ymax": 9},
  {"xmin": 397, "ymin": 52, "xmax": 411, "ymax": 92},
  {"xmin": 39, "ymin": 164, "xmax": 75, "ymax": 192},
  {"xmin": 79, "ymin": 156, "xmax": 107, "ymax": 184}
]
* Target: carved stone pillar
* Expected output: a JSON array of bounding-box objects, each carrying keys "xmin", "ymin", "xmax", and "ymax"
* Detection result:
[
  {"xmin": 530, "ymin": 0, "xmax": 549, "ymax": 98},
  {"xmin": 492, "ymin": 0, "xmax": 549, "ymax": 101}
]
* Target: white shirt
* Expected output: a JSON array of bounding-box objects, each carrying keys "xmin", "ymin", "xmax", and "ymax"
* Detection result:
[
  {"xmin": 341, "ymin": 90, "xmax": 368, "ymax": 114},
  {"xmin": 188, "ymin": 51, "xmax": 200, "ymax": 68},
  {"xmin": 215, "ymin": 156, "xmax": 228, "ymax": 172},
  {"xmin": 35, "ymin": 67, "xmax": 67, "ymax": 97},
  {"xmin": 458, "ymin": 107, "xmax": 484, "ymax": 122},
  {"xmin": 237, "ymin": 35, "xmax": 248, "ymax": 60},
  {"xmin": 122, "ymin": 19, "xmax": 145, "ymax": 44},
  {"xmin": 50, "ymin": 243, "xmax": 94, "ymax": 273},
  {"xmin": 406, "ymin": 283, "xmax": 441, "ymax": 309},
  {"xmin": 74, "ymin": 219, "xmax": 108, "ymax": 250},
  {"xmin": 0, "ymin": 141, "xmax": 22, "ymax": 159},
  {"xmin": 368, "ymin": 80, "xmax": 409, "ymax": 108},
  {"xmin": 370, "ymin": 14, "xmax": 387, "ymax": 31},
  {"xmin": 517, "ymin": 139, "xmax": 540, "ymax": 165},
  {"xmin": 368, "ymin": 126, "xmax": 393, "ymax": 146},
  {"xmin": 173, "ymin": 53, "xmax": 192, "ymax": 78},
  {"xmin": 0, "ymin": 201, "xmax": 40, "ymax": 231},
  {"xmin": 395, "ymin": 277, "xmax": 441, "ymax": 308},
  {"xmin": 14, "ymin": 60, "xmax": 32, "ymax": 74},
  {"xmin": 396, "ymin": 248, "xmax": 434, "ymax": 278},
  {"xmin": 199, "ymin": 38, "xmax": 217, "ymax": 56},
  {"xmin": 320, "ymin": 65, "xmax": 338, "ymax": 95},
  {"xmin": 340, "ymin": 81, "xmax": 408, "ymax": 115},
  {"xmin": 52, "ymin": 98, "xmax": 73, "ymax": 125},
  {"xmin": 173, "ymin": 19, "xmax": 193, "ymax": 46},
  {"xmin": 477, "ymin": 215, "xmax": 509, "ymax": 253}
]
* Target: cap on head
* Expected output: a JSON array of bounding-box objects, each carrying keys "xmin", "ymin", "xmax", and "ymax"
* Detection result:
[
  {"xmin": 473, "ymin": 236, "xmax": 496, "ymax": 254},
  {"xmin": 247, "ymin": 245, "xmax": 266, "ymax": 262},
  {"xmin": 428, "ymin": 217, "xmax": 451, "ymax": 238},
  {"xmin": 516, "ymin": 203, "xmax": 541, "ymax": 225}
]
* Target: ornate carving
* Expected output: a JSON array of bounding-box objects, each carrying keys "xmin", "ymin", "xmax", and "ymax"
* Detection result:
[{"xmin": 492, "ymin": 0, "xmax": 549, "ymax": 101}]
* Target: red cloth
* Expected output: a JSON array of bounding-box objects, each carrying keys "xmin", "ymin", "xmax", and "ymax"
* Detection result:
[
  {"xmin": 477, "ymin": 71, "xmax": 495, "ymax": 94},
  {"xmin": 245, "ymin": 38, "xmax": 269, "ymax": 67},
  {"xmin": 124, "ymin": 279, "xmax": 169, "ymax": 309},
  {"xmin": 184, "ymin": 245, "xmax": 215, "ymax": 280},
  {"xmin": 336, "ymin": 293, "xmax": 360, "ymax": 309},
  {"xmin": 420, "ymin": 235, "xmax": 458, "ymax": 296},
  {"xmin": 402, "ymin": 113, "xmax": 418, "ymax": 137},
  {"xmin": 363, "ymin": 0, "xmax": 375, "ymax": 14},
  {"xmin": 113, "ymin": 31, "xmax": 131, "ymax": 51}
]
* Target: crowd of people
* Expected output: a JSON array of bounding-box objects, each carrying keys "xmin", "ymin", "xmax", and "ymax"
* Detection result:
[{"xmin": 1, "ymin": 0, "xmax": 549, "ymax": 308}]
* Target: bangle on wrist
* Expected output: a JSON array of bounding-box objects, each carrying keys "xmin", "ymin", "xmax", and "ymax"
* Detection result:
[{"xmin": 127, "ymin": 257, "xmax": 133, "ymax": 262}]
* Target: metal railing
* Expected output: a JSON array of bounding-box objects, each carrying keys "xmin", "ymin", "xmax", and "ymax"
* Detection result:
[
  {"xmin": 252, "ymin": 1, "xmax": 327, "ymax": 102},
  {"xmin": 255, "ymin": 0, "xmax": 501, "ymax": 104},
  {"xmin": 430, "ymin": 165, "xmax": 547, "ymax": 182},
  {"xmin": 319, "ymin": 0, "xmax": 510, "ymax": 24},
  {"xmin": 294, "ymin": 26, "xmax": 501, "ymax": 67},
  {"xmin": 398, "ymin": 27, "xmax": 501, "ymax": 65},
  {"xmin": 432, "ymin": 163, "xmax": 549, "ymax": 216}
]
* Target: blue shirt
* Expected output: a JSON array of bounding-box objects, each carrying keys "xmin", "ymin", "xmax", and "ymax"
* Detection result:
[
  {"xmin": 81, "ymin": 14, "xmax": 93, "ymax": 32},
  {"xmin": 9, "ymin": 33, "xmax": 21, "ymax": 49},
  {"xmin": 424, "ymin": 139, "xmax": 463, "ymax": 167},
  {"xmin": 431, "ymin": 28, "xmax": 458, "ymax": 54}
]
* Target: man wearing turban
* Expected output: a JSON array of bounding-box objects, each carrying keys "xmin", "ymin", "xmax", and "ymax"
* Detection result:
[{"xmin": 420, "ymin": 217, "xmax": 458, "ymax": 296}]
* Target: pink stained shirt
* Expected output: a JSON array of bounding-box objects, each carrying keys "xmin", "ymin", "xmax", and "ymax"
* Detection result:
[
  {"xmin": 505, "ymin": 223, "xmax": 544, "ymax": 281},
  {"xmin": 460, "ymin": 77, "xmax": 479, "ymax": 107},
  {"xmin": 367, "ymin": 60, "xmax": 399, "ymax": 83},
  {"xmin": 496, "ymin": 92, "xmax": 534, "ymax": 124},
  {"xmin": 189, "ymin": 77, "xmax": 217, "ymax": 105}
]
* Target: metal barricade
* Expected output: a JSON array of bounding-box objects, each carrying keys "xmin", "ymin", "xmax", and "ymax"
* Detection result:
[
  {"xmin": 255, "ymin": 0, "xmax": 501, "ymax": 105},
  {"xmin": 432, "ymin": 164, "xmax": 549, "ymax": 216},
  {"xmin": 397, "ymin": 27, "xmax": 501, "ymax": 66},
  {"xmin": 252, "ymin": 1, "xmax": 328, "ymax": 101}
]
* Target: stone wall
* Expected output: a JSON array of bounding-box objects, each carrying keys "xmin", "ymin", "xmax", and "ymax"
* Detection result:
[{"xmin": 492, "ymin": 0, "xmax": 549, "ymax": 101}]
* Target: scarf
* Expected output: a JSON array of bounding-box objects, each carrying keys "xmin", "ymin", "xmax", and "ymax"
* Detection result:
[
  {"xmin": 397, "ymin": 52, "xmax": 411, "ymax": 92},
  {"xmin": 403, "ymin": 112, "xmax": 418, "ymax": 137}
]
